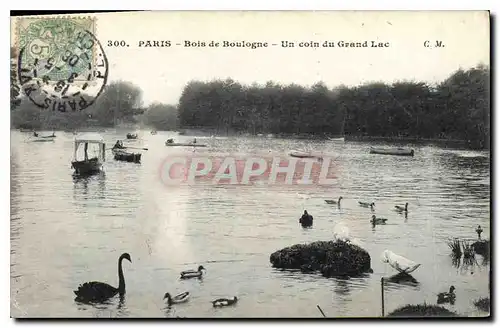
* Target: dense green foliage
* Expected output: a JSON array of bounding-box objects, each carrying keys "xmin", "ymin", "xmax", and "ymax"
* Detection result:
[{"xmin": 177, "ymin": 65, "xmax": 489, "ymax": 148}]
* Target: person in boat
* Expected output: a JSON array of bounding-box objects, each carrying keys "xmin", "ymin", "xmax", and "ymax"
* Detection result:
[
  {"xmin": 193, "ymin": 138, "xmax": 197, "ymax": 144},
  {"xmin": 113, "ymin": 140, "xmax": 124, "ymax": 150},
  {"xmin": 299, "ymin": 210, "xmax": 313, "ymax": 227},
  {"xmin": 33, "ymin": 131, "xmax": 38, "ymax": 137}
]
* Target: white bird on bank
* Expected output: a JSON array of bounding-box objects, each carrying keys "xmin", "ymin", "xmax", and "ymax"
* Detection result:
[
  {"xmin": 332, "ymin": 223, "xmax": 364, "ymax": 247},
  {"xmin": 382, "ymin": 250, "xmax": 421, "ymax": 274}
]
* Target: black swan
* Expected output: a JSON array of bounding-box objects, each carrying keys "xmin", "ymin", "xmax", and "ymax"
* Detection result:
[{"xmin": 74, "ymin": 252, "xmax": 132, "ymax": 303}]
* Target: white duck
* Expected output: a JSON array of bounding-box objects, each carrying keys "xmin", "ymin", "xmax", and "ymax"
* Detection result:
[{"xmin": 382, "ymin": 250, "xmax": 421, "ymax": 274}]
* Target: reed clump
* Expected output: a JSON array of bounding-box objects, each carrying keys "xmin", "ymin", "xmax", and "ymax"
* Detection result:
[
  {"xmin": 473, "ymin": 297, "xmax": 490, "ymax": 312},
  {"xmin": 447, "ymin": 238, "xmax": 462, "ymax": 259},
  {"xmin": 462, "ymin": 240, "xmax": 475, "ymax": 259}
]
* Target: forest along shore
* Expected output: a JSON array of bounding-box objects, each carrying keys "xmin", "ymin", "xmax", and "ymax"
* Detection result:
[{"xmin": 10, "ymin": 49, "xmax": 489, "ymax": 151}]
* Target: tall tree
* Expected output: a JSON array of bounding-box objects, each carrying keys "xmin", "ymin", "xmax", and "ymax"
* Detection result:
[{"xmin": 89, "ymin": 81, "xmax": 143, "ymax": 126}]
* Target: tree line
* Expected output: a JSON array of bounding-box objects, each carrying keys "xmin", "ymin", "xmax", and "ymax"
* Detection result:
[
  {"xmin": 10, "ymin": 47, "xmax": 177, "ymax": 131},
  {"xmin": 10, "ymin": 43, "xmax": 489, "ymax": 149},
  {"xmin": 177, "ymin": 65, "xmax": 489, "ymax": 149}
]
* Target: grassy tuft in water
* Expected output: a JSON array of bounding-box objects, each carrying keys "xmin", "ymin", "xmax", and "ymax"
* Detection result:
[
  {"xmin": 473, "ymin": 297, "xmax": 490, "ymax": 312},
  {"xmin": 447, "ymin": 238, "xmax": 462, "ymax": 259},
  {"xmin": 462, "ymin": 240, "xmax": 475, "ymax": 259},
  {"xmin": 387, "ymin": 304, "xmax": 458, "ymax": 317}
]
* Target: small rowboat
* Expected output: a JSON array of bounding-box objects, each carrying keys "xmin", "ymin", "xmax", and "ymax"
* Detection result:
[
  {"xmin": 112, "ymin": 149, "xmax": 141, "ymax": 163},
  {"xmin": 126, "ymin": 133, "xmax": 138, "ymax": 140},
  {"xmin": 369, "ymin": 147, "xmax": 414, "ymax": 157},
  {"xmin": 165, "ymin": 142, "xmax": 207, "ymax": 147},
  {"xmin": 382, "ymin": 250, "xmax": 421, "ymax": 274},
  {"xmin": 31, "ymin": 137, "xmax": 55, "ymax": 142},
  {"xmin": 328, "ymin": 137, "xmax": 345, "ymax": 142},
  {"xmin": 289, "ymin": 151, "xmax": 321, "ymax": 159}
]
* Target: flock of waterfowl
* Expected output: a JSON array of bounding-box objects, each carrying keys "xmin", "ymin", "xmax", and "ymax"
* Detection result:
[
  {"xmin": 322, "ymin": 197, "xmax": 409, "ymax": 227},
  {"xmin": 317, "ymin": 197, "xmax": 462, "ymax": 307},
  {"xmin": 74, "ymin": 257, "xmax": 238, "ymax": 310}
]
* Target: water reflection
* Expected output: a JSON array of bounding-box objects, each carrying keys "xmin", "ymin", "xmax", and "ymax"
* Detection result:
[
  {"xmin": 385, "ymin": 273, "xmax": 419, "ymax": 289},
  {"xmin": 333, "ymin": 277, "xmax": 351, "ymax": 296},
  {"xmin": 75, "ymin": 294, "xmax": 128, "ymax": 318},
  {"xmin": 436, "ymin": 153, "xmax": 490, "ymax": 200},
  {"xmin": 10, "ymin": 131, "xmax": 490, "ymax": 318},
  {"xmin": 72, "ymin": 172, "xmax": 106, "ymax": 201}
]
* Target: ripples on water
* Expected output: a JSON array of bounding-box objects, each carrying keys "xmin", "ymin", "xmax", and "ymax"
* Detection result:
[{"xmin": 10, "ymin": 131, "xmax": 490, "ymax": 318}]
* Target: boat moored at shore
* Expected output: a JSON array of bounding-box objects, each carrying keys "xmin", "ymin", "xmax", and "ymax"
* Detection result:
[{"xmin": 370, "ymin": 147, "xmax": 414, "ymax": 157}]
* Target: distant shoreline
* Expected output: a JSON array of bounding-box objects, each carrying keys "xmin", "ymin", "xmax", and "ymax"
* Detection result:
[{"xmin": 12, "ymin": 128, "xmax": 487, "ymax": 150}]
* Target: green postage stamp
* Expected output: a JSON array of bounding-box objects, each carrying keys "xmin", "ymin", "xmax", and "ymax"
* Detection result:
[{"xmin": 16, "ymin": 16, "xmax": 97, "ymax": 82}]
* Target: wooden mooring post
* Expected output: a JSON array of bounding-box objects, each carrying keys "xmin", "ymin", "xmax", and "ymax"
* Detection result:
[{"xmin": 381, "ymin": 277, "xmax": 385, "ymax": 317}]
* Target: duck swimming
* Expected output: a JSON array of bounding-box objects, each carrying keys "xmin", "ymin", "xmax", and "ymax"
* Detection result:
[
  {"xmin": 325, "ymin": 197, "xmax": 343, "ymax": 206},
  {"xmin": 163, "ymin": 291, "xmax": 190, "ymax": 306},
  {"xmin": 370, "ymin": 215, "xmax": 387, "ymax": 225},
  {"xmin": 476, "ymin": 225, "xmax": 483, "ymax": 239},
  {"xmin": 437, "ymin": 286, "xmax": 456, "ymax": 305},
  {"xmin": 212, "ymin": 296, "xmax": 238, "ymax": 307},
  {"xmin": 73, "ymin": 252, "xmax": 132, "ymax": 304},
  {"xmin": 359, "ymin": 201, "xmax": 375, "ymax": 209},
  {"xmin": 395, "ymin": 202, "xmax": 409, "ymax": 213},
  {"xmin": 180, "ymin": 265, "xmax": 206, "ymax": 279}
]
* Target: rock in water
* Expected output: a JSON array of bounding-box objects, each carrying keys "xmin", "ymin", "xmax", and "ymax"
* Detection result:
[
  {"xmin": 471, "ymin": 240, "xmax": 490, "ymax": 256},
  {"xmin": 269, "ymin": 240, "xmax": 372, "ymax": 278}
]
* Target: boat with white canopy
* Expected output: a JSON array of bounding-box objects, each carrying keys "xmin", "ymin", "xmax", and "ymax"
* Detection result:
[{"xmin": 71, "ymin": 133, "xmax": 106, "ymax": 175}]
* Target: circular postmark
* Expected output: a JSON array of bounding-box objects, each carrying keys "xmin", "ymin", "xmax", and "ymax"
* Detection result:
[{"xmin": 17, "ymin": 20, "xmax": 108, "ymax": 112}]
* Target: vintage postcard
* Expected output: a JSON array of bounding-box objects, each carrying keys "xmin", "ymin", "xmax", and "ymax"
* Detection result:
[{"xmin": 10, "ymin": 11, "xmax": 490, "ymax": 318}]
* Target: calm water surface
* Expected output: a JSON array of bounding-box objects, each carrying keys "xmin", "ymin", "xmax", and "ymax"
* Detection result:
[{"xmin": 10, "ymin": 130, "xmax": 490, "ymax": 318}]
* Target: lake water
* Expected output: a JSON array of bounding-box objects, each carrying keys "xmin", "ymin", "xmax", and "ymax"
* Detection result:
[{"xmin": 10, "ymin": 130, "xmax": 490, "ymax": 318}]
